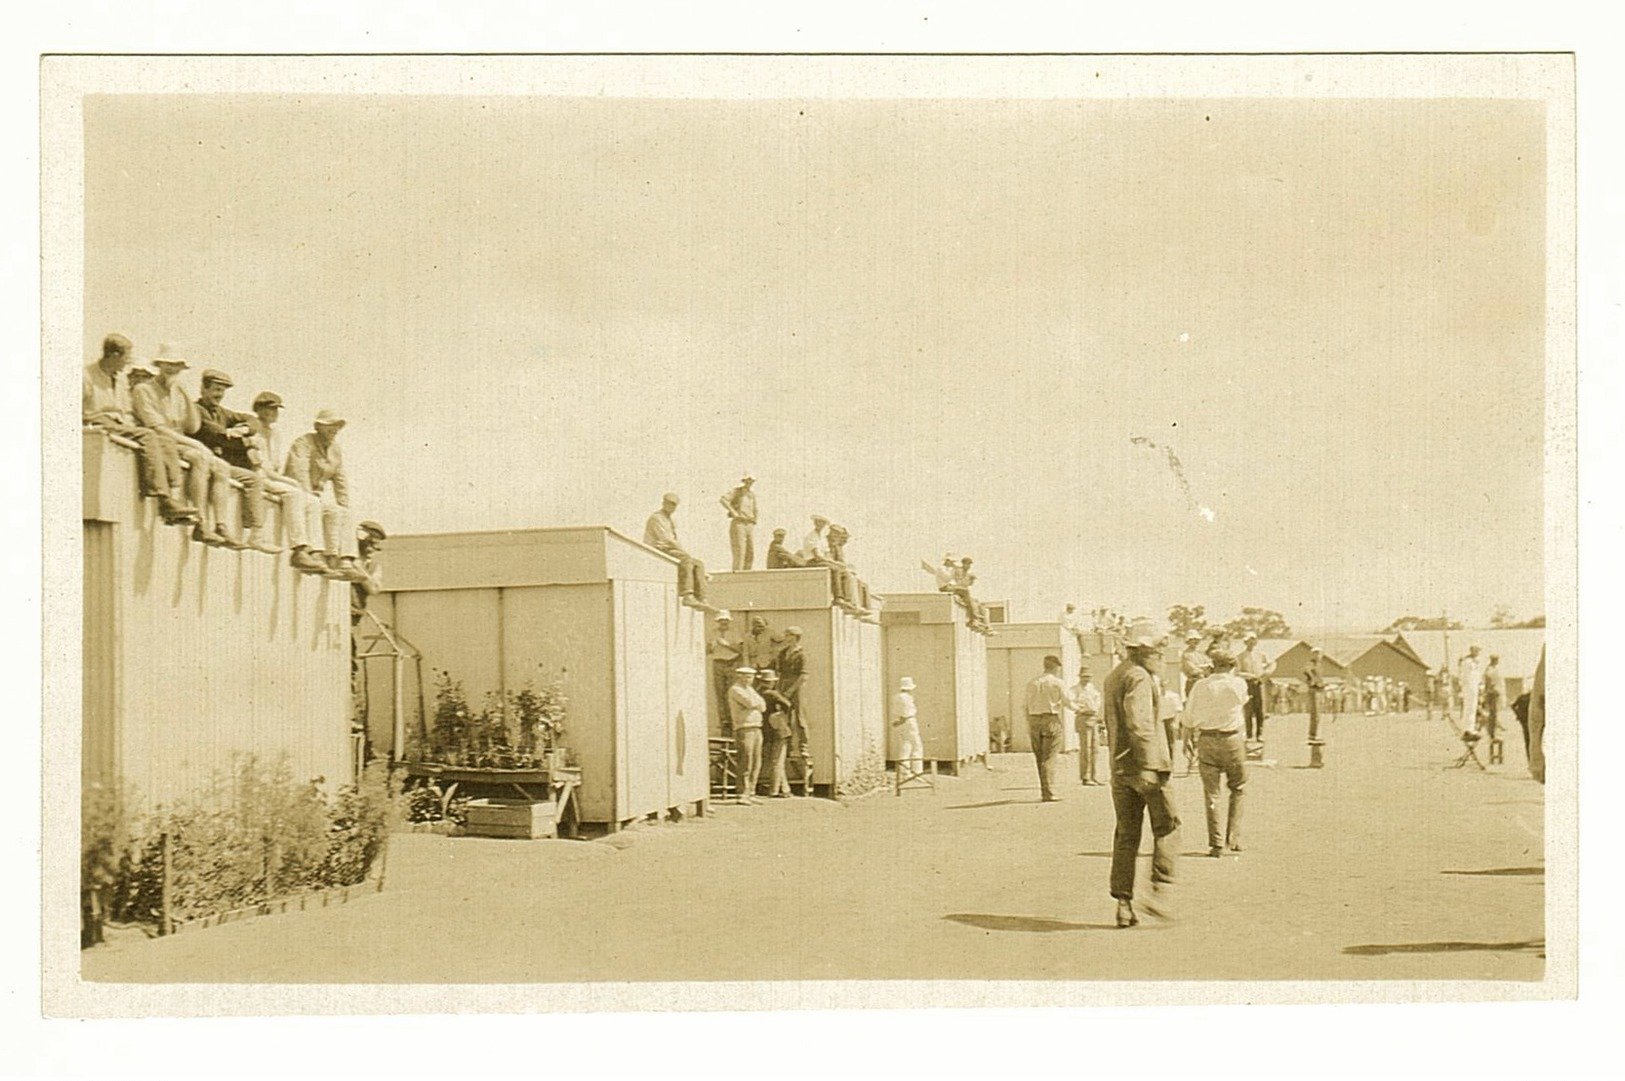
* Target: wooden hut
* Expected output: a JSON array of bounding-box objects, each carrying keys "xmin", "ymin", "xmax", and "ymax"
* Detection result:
[
  {"xmin": 879, "ymin": 592, "xmax": 990, "ymax": 774},
  {"xmin": 706, "ymin": 568, "xmax": 885, "ymax": 796},
  {"xmin": 985, "ymin": 622, "xmax": 1084, "ymax": 754},
  {"xmin": 367, "ymin": 527, "xmax": 708, "ymax": 830},
  {"xmin": 82, "ymin": 430, "xmax": 352, "ymax": 809}
]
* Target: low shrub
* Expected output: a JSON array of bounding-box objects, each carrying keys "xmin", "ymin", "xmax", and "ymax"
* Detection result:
[{"xmin": 82, "ymin": 755, "xmax": 401, "ymax": 942}]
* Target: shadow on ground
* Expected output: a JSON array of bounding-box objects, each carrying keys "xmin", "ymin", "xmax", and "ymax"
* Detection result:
[
  {"xmin": 1342, "ymin": 939, "xmax": 1544, "ymax": 958},
  {"xmin": 944, "ymin": 913, "xmax": 1120, "ymax": 933},
  {"xmin": 945, "ymin": 799, "xmax": 1024, "ymax": 811},
  {"xmin": 1440, "ymin": 866, "xmax": 1543, "ymax": 877}
]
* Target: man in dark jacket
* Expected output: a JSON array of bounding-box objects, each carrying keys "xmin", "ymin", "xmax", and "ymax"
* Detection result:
[
  {"xmin": 1102, "ymin": 617, "xmax": 1180, "ymax": 926},
  {"xmin": 194, "ymin": 368, "xmax": 276, "ymax": 552}
]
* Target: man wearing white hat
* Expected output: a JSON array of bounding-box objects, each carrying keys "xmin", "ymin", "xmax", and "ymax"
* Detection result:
[
  {"xmin": 707, "ymin": 611, "xmax": 743, "ymax": 734},
  {"xmin": 718, "ymin": 474, "xmax": 758, "ymax": 571},
  {"xmin": 1102, "ymin": 618, "xmax": 1181, "ymax": 926},
  {"xmin": 131, "ymin": 343, "xmax": 234, "ymax": 545},
  {"xmin": 727, "ymin": 666, "xmax": 766, "ymax": 803},
  {"xmin": 892, "ymin": 676, "xmax": 925, "ymax": 780},
  {"xmin": 81, "ymin": 333, "xmax": 196, "ymax": 525},
  {"xmin": 1180, "ymin": 629, "xmax": 1213, "ymax": 697},
  {"xmin": 286, "ymin": 409, "xmax": 366, "ymax": 580}
]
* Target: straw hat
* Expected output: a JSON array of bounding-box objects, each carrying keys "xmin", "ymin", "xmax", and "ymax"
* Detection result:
[{"xmin": 898, "ymin": 676, "xmax": 916, "ymax": 691}]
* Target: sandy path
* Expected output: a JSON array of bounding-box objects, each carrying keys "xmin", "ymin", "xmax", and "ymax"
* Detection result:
[{"xmin": 83, "ymin": 710, "xmax": 1544, "ymax": 983}]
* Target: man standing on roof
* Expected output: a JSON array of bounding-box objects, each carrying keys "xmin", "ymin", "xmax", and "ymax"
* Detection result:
[
  {"xmin": 1235, "ymin": 632, "xmax": 1275, "ymax": 743},
  {"xmin": 643, "ymin": 492, "xmax": 708, "ymax": 604},
  {"xmin": 1103, "ymin": 618, "xmax": 1180, "ymax": 926},
  {"xmin": 718, "ymin": 474, "xmax": 758, "ymax": 571}
]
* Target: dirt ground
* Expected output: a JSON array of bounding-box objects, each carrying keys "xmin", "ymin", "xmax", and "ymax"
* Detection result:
[{"xmin": 82, "ymin": 709, "xmax": 1545, "ymax": 984}]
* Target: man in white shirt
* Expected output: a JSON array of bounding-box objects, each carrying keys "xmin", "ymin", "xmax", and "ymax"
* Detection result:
[
  {"xmin": 249, "ymin": 391, "xmax": 329, "ymax": 575},
  {"xmin": 1024, "ymin": 655, "xmax": 1070, "ymax": 802},
  {"xmin": 1458, "ymin": 645, "xmax": 1485, "ymax": 728},
  {"xmin": 727, "ymin": 667, "xmax": 766, "ymax": 804},
  {"xmin": 1069, "ymin": 665, "xmax": 1104, "ymax": 785},
  {"xmin": 1185, "ymin": 650, "xmax": 1250, "ymax": 857},
  {"xmin": 891, "ymin": 676, "xmax": 925, "ymax": 779}
]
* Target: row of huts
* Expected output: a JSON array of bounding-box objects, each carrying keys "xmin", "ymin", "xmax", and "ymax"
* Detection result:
[{"xmin": 83, "ymin": 432, "xmax": 1544, "ymax": 833}]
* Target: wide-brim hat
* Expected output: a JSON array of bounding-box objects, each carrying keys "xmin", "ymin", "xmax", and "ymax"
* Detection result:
[
  {"xmin": 1184, "ymin": 630, "xmax": 1203, "ymax": 641},
  {"xmin": 714, "ymin": 609, "xmax": 733, "ymax": 621},
  {"xmin": 150, "ymin": 343, "xmax": 190, "ymax": 369},
  {"xmin": 733, "ymin": 666, "xmax": 757, "ymax": 676},
  {"xmin": 898, "ymin": 676, "xmax": 916, "ymax": 691},
  {"xmin": 741, "ymin": 473, "xmax": 756, "ymax": 483},
  {"xmin": 314, "ymin": 409, "xmax": 346, "ymax": 428},
  {"xmin": 1123, "ymin": 618, "xmax": 1166, "ymax": 649},
  {"xmin": 758, "ymin": 670, "xmax": 779, "ymax": 681}
]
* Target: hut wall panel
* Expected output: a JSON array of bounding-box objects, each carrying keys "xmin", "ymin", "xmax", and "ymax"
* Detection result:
[
  {"xmin": 987, "ymin": 623, "xmax": 1081, "ymax": 754},
  {"xmin": 85, "ymin": 441, "xmax": 350, "ymax": 811}
]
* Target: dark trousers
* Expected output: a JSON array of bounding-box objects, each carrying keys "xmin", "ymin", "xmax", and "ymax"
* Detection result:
[
  {"xmin": 1197, "ymin": 731, "xmax": 1246, "ymax": 849},
  {"xmin": 1027, "ymin": 714, "xmax": 1064, "ymax": 800},
  {"xmin": 1109, "ymin": 775, "xmax": 1180, "ymax": 901},
  {"xmin": 1244, "ymin": 678, "xmax": 1267, "ymax": 739},
  {"xmin": 711, "ymin": 665, "xmax": 734, "ymax": 734},
  {"xmin": 675, "ymin": 553, "xmax": 706, "ymax": 600},
  {"xmin": 1307, "ymin": 694, "xmax": 1322, "ymax": 741}
]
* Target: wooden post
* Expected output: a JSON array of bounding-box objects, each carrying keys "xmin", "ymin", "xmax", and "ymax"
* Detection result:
[
  {"xmin": 159, "ymin": 831, "xmax": 173, "ymax": 936},
  {"xmin": 392, "ymin": 653, "xmax": 406, "ymax": 766}
]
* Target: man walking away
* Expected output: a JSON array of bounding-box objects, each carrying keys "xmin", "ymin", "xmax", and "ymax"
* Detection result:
[
  {"xmin": 1103, "ymin": 618, "xmax": 1180, "ymax": 926},
  {"xmin": 1187, "ymin": 650, "xmax": 1249, "ymax": 857},
  {"xmin": 719, "ymin": 474, "xmax": 758, "ymax": 571},
  {"xmin": 1024, "ymin": 655, "xmax": 1069, "ymax": 802}
]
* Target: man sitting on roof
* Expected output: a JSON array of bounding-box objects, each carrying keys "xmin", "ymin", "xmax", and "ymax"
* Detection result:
[
  {"xmin": 286, "ymin": 409, "xmax": 368, "ymax": 582},
  {"xmin": 248, "ymin": 391, "xmax": 328, "ymax": 575},
  {"xmin": 194, "ymin": 368, "xmax": 277, "ymax": 554},
  {"xmin": 643, "ymin": 492, "xmax": 708, "ymax": 604},
  {"xmin": 82, "ymin": 333, "xmax": 197, "ymax": 526},
  {"xmin": 131, "ymin": 344, "xmax": 237, "ymax": 547}
]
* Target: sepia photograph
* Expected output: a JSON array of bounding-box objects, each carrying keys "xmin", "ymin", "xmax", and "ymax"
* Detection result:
[{"xmin": 39, "ymin": 46, "xmax": 1581, "ymax": 1032}]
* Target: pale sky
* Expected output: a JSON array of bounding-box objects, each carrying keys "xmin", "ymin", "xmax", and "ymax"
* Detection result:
[{"xmin": 82, "ymin": 94, "xmax": 1547, "ymax": 632}]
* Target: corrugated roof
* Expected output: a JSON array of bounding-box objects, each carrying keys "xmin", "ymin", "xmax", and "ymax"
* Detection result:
[{"xmin": 1395, "ymin": 628, "xmax": 1546, "ymax": 681}]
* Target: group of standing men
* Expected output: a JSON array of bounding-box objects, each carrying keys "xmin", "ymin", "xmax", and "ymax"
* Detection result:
[
  {"xmin": 82, "ymin": 333, "xmax": 377, "ymax": 583},
  {"xmin": 710, "ymin": 611, "xmax": 813, "ymax": 799}
]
